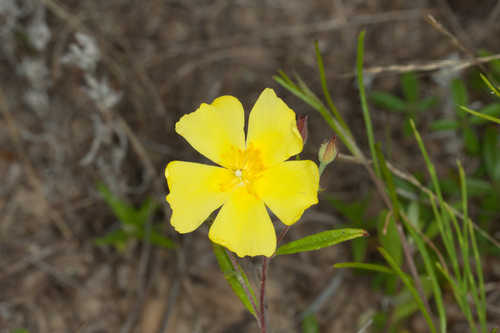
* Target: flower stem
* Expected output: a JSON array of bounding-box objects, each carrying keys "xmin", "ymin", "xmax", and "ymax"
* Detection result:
[{"xmin": 259, "ymin": 257, "xmax": 269, "ymax": 333}]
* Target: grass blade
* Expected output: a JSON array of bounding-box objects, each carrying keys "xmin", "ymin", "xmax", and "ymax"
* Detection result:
[
  {"xmin": 378, "ymin": 247, "xmax": 437, "ymax": 333},
  {"xmin": 314, "ymin": 41, "xmax": 349, "ymax": 131},
  {"xmin": 400, "ymin": 212, "xmax": 446, "ymax": 333},
  {"xmin": 356, "ymin": 30, "xmax": 381, "ymax": 178},
  {"xmin": 334, "ymin": 262, "xmax": 394, "ymax": 274},
  {"xmin": 459, "ymin": 105, "xmax": 500, "ymax": 125}
]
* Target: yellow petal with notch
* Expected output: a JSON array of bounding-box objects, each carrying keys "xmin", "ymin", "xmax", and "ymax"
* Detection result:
[
  {"xmin": 254, "ymin": 160, "xmax": 319, "ymax": 225},
  {"xmin": 166, "ymin": 161, "xmax": 234, "ymax": 233},
  {"xmin": 209, "ymin": 186, "xmax": 276, "ymax": 257},
  {"xmin": 246, "ymin": 88, "xmax": 303, "ymax": 167},
  {"xmin": 175, "ymin": 96, "xmax": 245, "ymax": 168}
]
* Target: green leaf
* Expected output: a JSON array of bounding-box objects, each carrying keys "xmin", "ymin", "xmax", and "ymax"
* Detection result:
[
  {"xmin": 402, "ymin": 72, "xmax": 419, "ymax": 103},
  {"xmin": 375, "ymin": 144, "xmax": 401, "ymax": 221},
  {"xmin": 132, "ymin": 227, "xmax": 176, "ymax": 249},
  {"xmin": 417, "ymin": 96, "xmax": 438, "ymax": 112},
  {"xmin": 351, "ymin": 238, "xmax": 368, "ymax": 262},
  {"xmin": 98, "ymin": 183, "xmax": 137, "ymax": 225},
  {"xmin": 467, "ymin": 178, "xmax": 493, "ymax": 197},
  {"xmin": 369, "ymin": 91, "xmax": 407, "ymax": 112},
  {"xmin": 212, "ymin": 244, "xmax": 257, "ymax": 318},
  {"xmin": 470, "ymin": 103, "xmax": 500, "ymax": 125},
  {"xmin": 377, "ymin": 211, "xmax": 403, "ymax": 266},
  {"xmin": 451, "ymin": 79, "xmax": 468, "ymax": 113},
  {"xmin": 430, "ymin": 119, "xmax": 460, "ymax": 131},
  {"xmin": 11, "ymin": 329, "xmax": 29, "ymax": 333},
  {"xmin": 276, "ymin": 228, "xmax": 368, "ymax": 255},
  {"xmin": 302, "ymin": 313, "xmax": 319, "ymax": 333},
  {"xmin": 334, "ymin": 262, "xmax": 394, "ymax": 274},
  {"xmin": 326, "ymin": 195, "xmax": 368, "ymax": 224},
  {"xmin": 94, "ymin": 228, "xmax": 130, "ymax": 251},
  {"xmin": 482, "ymin": 126, "xmax": 500, "ymax": 181},
  {"xmin": 463, "ymin": 126, "xmax": 480, "ymax": 155}
]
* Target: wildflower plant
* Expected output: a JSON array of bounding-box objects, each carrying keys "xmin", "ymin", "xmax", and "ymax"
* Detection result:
[
  {"xmin": 165, "ymin": 88, "xmax": 367, "ymax": 330},
  {"xmin": 275, "ymin": 31, "xmax": 494, "ymax": 333}
]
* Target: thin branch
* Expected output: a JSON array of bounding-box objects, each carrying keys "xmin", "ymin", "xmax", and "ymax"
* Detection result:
[{"xmin": 336, "ymin": 54, "xmax": 500, "ymax": 79}]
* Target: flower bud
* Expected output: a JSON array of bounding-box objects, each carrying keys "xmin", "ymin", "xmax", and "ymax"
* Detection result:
[
  {"xmin": 296, "ymin": 115, "xmax": 308, "ymax": 144},
  {"xmin": 318, "ymin": 136, "xmax": 337, "ymax": 165}
]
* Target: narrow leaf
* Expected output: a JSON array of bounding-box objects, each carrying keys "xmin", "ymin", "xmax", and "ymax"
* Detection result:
[
  {"xmin": 430, "ymin": 119, "xmax": 460, "ymax": 131},
  {"xmin": 402, "ymin": 72, "xmax": 419, "ymax": 103},
  {"xmin": 417, "ymin": 96, "xmax": 438, "ymax": 112},
  {"xmin": 212, "ymin": 244, "xmax": 257, "ymax": 317},
  {"xmin": 302, "ymin": 313, "xmax": 319, "ymax": 333},
  {"xmin": 276, "ymin": 228, "xmax": 368, "ymax": 255},
  {"xmin": 482, "ymin": 126, "xmax": 500, "ymax": 181},
  {"xmin": 334, "ymin": 262, "xmax": 394, "ymax": 274},
  {"xmin": 451, "ymin": 79, "xmax": 468, "ymax": 115},
  {"xmin": 369, "ymin": 91, "xmax": 407, "ymax": 112},
  {"xmin": 463, "ymin": 126, "xmax": 480, "ymax": 155}
]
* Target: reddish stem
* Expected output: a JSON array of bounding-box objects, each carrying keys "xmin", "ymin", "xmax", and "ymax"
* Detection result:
[{"xmin": 259, "ymin": 256, "xmax": 269, "ymax": 333}]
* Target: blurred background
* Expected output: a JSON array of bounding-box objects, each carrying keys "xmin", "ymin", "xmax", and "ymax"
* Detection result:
[{"xmin": 1, "ymin": 0, "xmax": 499, "ymax": 332}]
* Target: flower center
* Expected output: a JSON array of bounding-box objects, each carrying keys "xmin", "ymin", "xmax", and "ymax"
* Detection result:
[{"xmin": 223, "ymin": 145, "xmax": 265, "ymax": 193}]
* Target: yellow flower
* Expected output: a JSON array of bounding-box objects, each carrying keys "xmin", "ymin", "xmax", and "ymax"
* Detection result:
[{"xmin": 165, "ymin": 88, "xmax": 319, "ymax": 257}]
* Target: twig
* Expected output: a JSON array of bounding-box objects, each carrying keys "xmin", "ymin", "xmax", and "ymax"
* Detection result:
[
  {"xmin": 336, "ymin": 54, "xmax": 500, "ymax": 79},
  {"xmin": 425, "ymin": 14, "xmax": 488, "ymax": 74}
]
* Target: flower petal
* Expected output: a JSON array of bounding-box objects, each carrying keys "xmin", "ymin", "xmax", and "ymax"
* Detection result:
[
  {"xmin": 209, "ymin": 187, "xmax": 276, "ymax": 257},
  {"xmin": 246, "ymin": 88, "xmax": 303, "ymax": 167},
  {"xmin": 254, "ymin": 160, "xmax": 319, "ymax": 225},
  {"xmin": 176, "ymin": 96, "xmax": 245, "ymax": 168},
  {"xmin": 166, "ymin": 161, "xmax": 234, "ymax": 233}
]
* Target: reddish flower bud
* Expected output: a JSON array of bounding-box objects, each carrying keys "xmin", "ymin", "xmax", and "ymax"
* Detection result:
[
  {"xmin": 296, "ymin": 115, "xmax": 308, "ymax": 144},
  {"xmin": 318, "ymin": 136, "xmax": 337, "ymax": 165}
]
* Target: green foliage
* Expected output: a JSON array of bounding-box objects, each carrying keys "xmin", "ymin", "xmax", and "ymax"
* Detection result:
[
  {"xmin": 213, "ymin": 243, "xmax": 257, "ymax": 318},
  {"xmin": 301, "ymin": 313, "xmax": 319, "ymax": 333},
  {"xmin": 370, "ymin": 72, "xmax": 437, "ymax": 136},
  {"xmin": 276, "ymin": 228, "xmax": 368, "ymax": 256},
  {"xmin": 326, "ymin": 195, "xmax": 372, "ymax": 262},
  {"xmin": 275, "ymin": 31, "xmax": 496, "ymax": 333},
  {"xmin": 95, "ymin": 184, "xmax": 175, "ymax": 250},
  {"xmin": 11, "ymin": 330, "xmax": 29, "ymax": 333}
]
